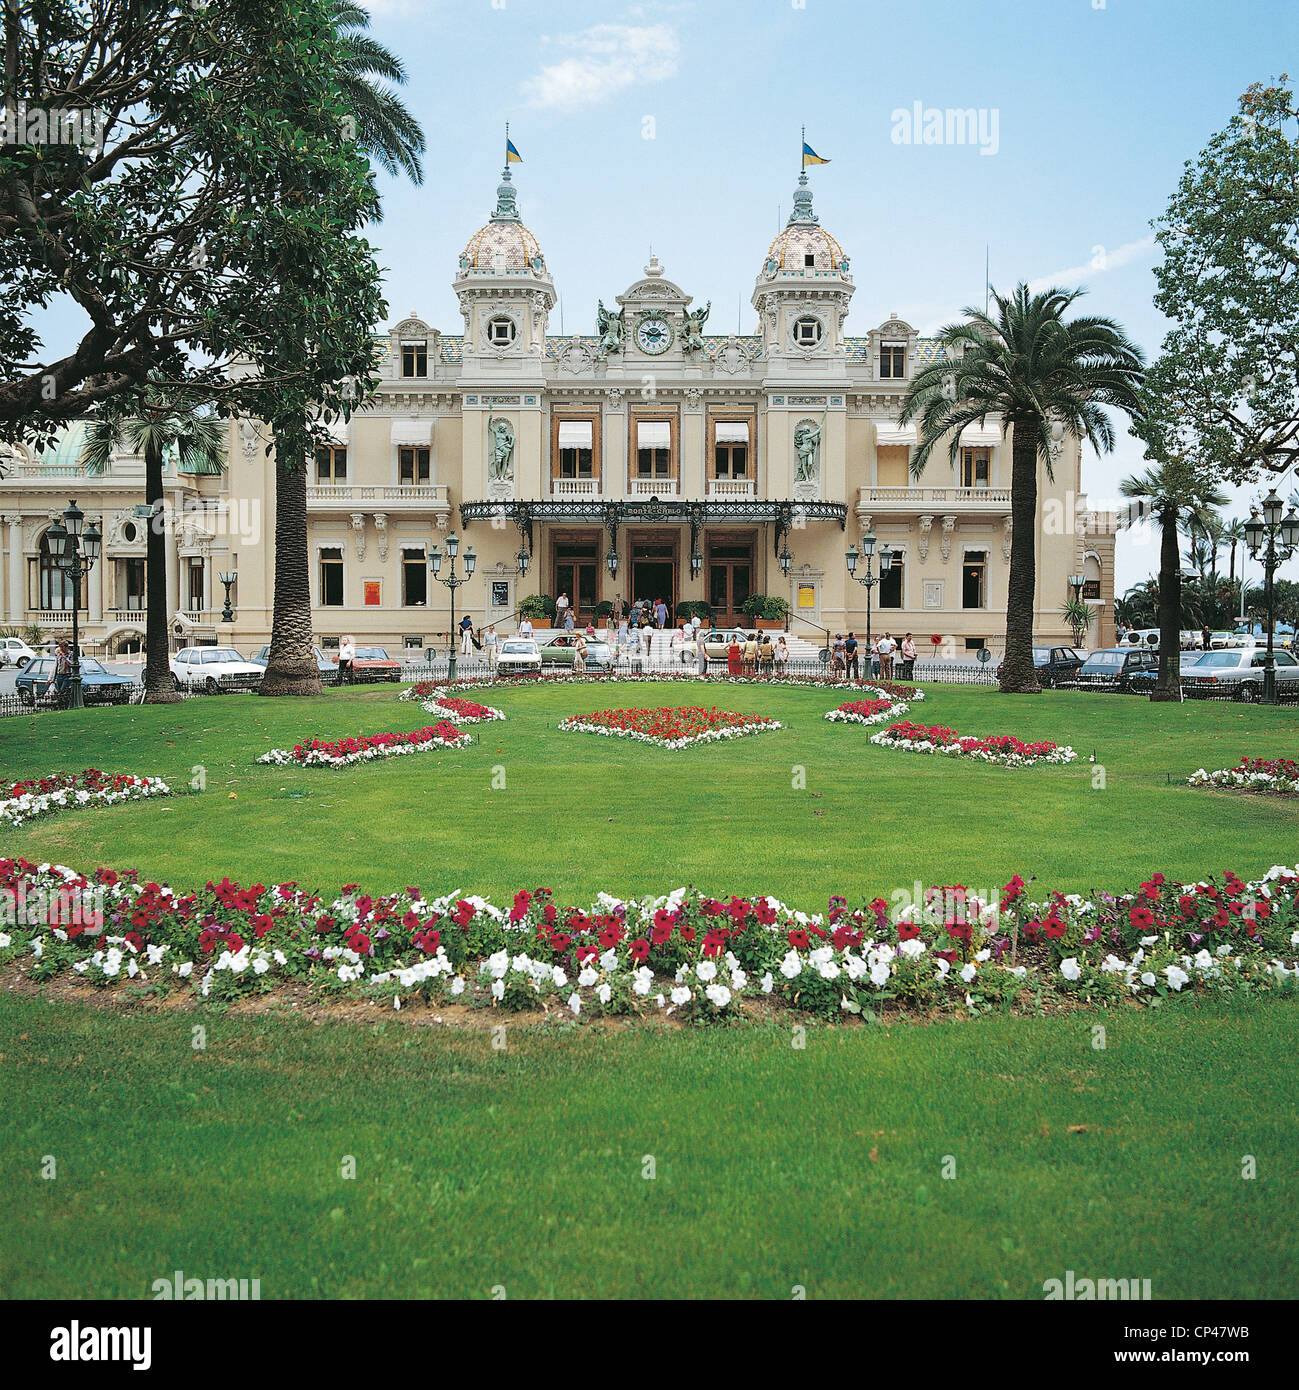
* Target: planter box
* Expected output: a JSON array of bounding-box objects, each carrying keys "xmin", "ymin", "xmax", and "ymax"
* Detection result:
[
  {"xmin": 754, "ymin": 618, "xmax": 785, "ymax": 632},
  {"xmin": 526, "ymin": 618, "xmax": 552, "ymax": 630}
]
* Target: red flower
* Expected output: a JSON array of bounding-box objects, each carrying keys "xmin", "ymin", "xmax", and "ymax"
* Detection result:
[
  {"xmin": 1129, "ymin": 904, "xmax": 1155, "ymax": 930},
  {"xmin": 787, "ymin": 928, "xmax": 810, "ymax": 949},
  {"xmin": 629, "ymin": 938, "xmax": 651, "ymax": 962}
]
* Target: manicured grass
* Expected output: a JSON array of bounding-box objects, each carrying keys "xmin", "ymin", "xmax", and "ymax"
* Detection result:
[
  {"xmin": 1, "ymin": 680, "xmax": 1297, "ymax": 905},
  {"xmin": 0, "ymin": 991, "xmax": 1293, "ymax": 1299}
]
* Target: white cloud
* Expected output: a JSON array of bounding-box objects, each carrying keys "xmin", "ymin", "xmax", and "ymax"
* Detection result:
[
  {"xmin": 1025, "ymin": 235, "xmax": 1157, "ymax": 295},
  {"xmin": 522, "ymin": 24, "xmax": 680, "ymax": 110}
]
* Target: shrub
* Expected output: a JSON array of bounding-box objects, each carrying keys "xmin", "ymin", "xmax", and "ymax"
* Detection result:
[{"xmin": 518, "ymin": 593, "xmax": 556, "ymax": 620}]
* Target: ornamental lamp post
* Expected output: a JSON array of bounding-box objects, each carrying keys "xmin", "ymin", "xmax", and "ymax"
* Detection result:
[
  {"xmin": 1068, "ymin": 573, "xmax": 1085, "ymax": 601},
  {"xmin": 50, "ymin": 500, "xmax": 101, "ymax": 709},
  {"xmin": 218, "ymin": 571, "xmax": 237, "ymax": 623},
  {"xmin": 430, "ymin": 534, "xmax": 476, "ymax": 683},
  {"xmin": 605, "ymin": 548, "xmax": 619, "ymax": 579},
  {"xmin": 1244, "ymin": 491, "xmax": 1299, "ymax": 704},
  {"xmin": 845, "ymin": 532, "xmax": 892, "ymax": 652}
]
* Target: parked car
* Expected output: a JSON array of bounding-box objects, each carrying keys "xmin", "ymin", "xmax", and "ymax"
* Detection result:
[
  {"xmin": 1071, "ymin": 647, "xmax": 1160, "ymax": 692},
  {"xmin": 701, "ymin": 629, "xmax": 758, "ymax": 660},
  {"xmin": 250, "ymin": 645, "xmax": 338, "ymax": 681},
  {"xmin": 1119, "ymin": 628, "xmax": 1161, "ymax": 649},
  {"xmin": 15, "ymin": 655, "xmax": 136, "ymax": 706},
  {"xmin": 170, "ymin": 646, "xmax": 265, "ymax": 693},
  {"xmin": 0, "ymin": 635, "xmax": 38, "ymax": 668},
  {"xmin": 1181, "ymin": 648, "xmax": 1299, "ymax": 701},
  {"xmin": 996, "ymin": 645, "xmax": 1086, "ymax": 687},
  {"xmin": 1179, "ymin": 630, "xmax": 1203, "ymax": 651},
  {"xmin": 495, "ymin": 638, "xmax": 542, "ymax": 676},
  {"xmin": 346, "ymin": 645, "xmax": 402, "ymax": 681},
  {"xmin": 536, "ymin": 633, "xmax": 616, "ymax": 671},
  {"xmin": 1207, "ymin": 630, "xmax": 1252, "ymax": 650}
]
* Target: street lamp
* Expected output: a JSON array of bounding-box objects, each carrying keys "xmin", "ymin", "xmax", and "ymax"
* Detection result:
[
  {"xmin": 845, "ymin": 532, "xmax": 892, "ymax": 652},
  {"xmin": 218, "ymin": 571, "xmax": 237, "ymax": 623},
  {"xmin": 429, "ymin": 533, "xmax": 476, "ymax": 682},
  {"xmin": 515, "ymin": 543, "xmax": 530, "ymax": 578},
  {"xmin": 779, "ymin": 543, "xmax": 793, "ymax": 577},
  {"xmin": 605, "ymin": 548, "xmax": 619, "ymax": 579},
  {"xmin": 50, "ymin": 500, "xmax": 101, "ymax": 709},
  {"xmin": 1244, "ymin": 490, "xmax": 1299, "ymax": 704},
  {"xmin": 690, "ymin": 548, "xmax": 703, "ymax": 579},
  {"xmin": 1068, "ymin": 573, "xmax": 1085, "ymax": 601}
]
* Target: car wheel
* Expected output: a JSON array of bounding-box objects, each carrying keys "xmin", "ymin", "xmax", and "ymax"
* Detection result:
[
  {"xmin": 1236, "ymin": 682, "xmax": 1260, "ymax": 703},
  {"xmin": 17, "ymin": 686, "xmax": 34, "ymax": 706},
  {"xmin": 16, "ymin": 655, "xmax": 28, "ymax": 668}
]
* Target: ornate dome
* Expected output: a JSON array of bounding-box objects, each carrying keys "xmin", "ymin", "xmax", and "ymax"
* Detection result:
[
  {"xmin": 762, "ymin": 172, "xmax": 847, "ymax": 273},
  {"xmin": 460, "ymin": 167, "xmax": 546, "ymax": 272}
]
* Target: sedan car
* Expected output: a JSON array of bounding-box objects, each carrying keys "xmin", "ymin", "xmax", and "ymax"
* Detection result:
[
  {"xmin": 170, "ymin": 646, "xmax": 265, "ymax": 693},
  {"xmin": 16, "ymin": 655, "xmax": 136, "ymax": 706},
  {"xmin": 1070, "ymin": 647, "xmax": 1159, "ymax": 692},
  {"xmin": 0, "ymin": 635, "xmax": 38, "ymax": 668},
  {"xmin": 495, "ymin": 638, "xmax": 541, "ymax": 676},
  {"xmin": 349, "ymin": 646, "xmax": 402, "ymax": 682},
  {"xmin": 1180, "ymin": 648, "xmax": 1299, "ymax": 701},
  {"xmin": 536, "ymin": 633, "xmax": 616, "ymax": 671},
  {"xmin": 996, "ymin": 645, "xmax": 1086, "ymax": 687},
  {"xmin": 700, "ymin": 629, "xmax": 758, "ymax": 660},
  {"xmin": 251, "ymin": 645, "xmax": 338, "ymax": 682}
]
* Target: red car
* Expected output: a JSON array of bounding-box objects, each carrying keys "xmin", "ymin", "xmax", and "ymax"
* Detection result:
[{"xmin": 350, "ymin": 646, "xmax": 403, "ymax": 682}]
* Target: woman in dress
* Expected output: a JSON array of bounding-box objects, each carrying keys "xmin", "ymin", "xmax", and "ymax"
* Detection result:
[
  {"xmin": 774, "ymin": 635, "xmax": 789, "ymax": 676},
  {"xmin": 743, "ymin": 632, "xmax": 758, "ymax": 678},
  {"xmin": 727, "ymin": 635, "xmax": 743, "ymax": 676},
  {"xmin": 573, "ymin": 631, "xmax": 587, "ymax": 675}
]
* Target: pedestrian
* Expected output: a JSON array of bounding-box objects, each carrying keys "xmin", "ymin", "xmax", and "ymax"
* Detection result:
[
  {"xmin": 519, "ymin": 614, "xmax": 534, "ymax": 641},
  {"xmin": 743, "ymin": 631, "xmax": 758, "ymax": 677},
  {"xmin": 869, "ymin": 636, "xmax": 881, "ymax": 679},
  {"xmin": 691, "ymin": 613, "xmax": 703, "ymax": 640},
  {"xmin": 774, "ymin": 635, "xmax": 789, "ymax": 676},
  {"xmin": 627, "ymin": 625, "xmax": 643, "ymax": 671},
  {"xmin": 563, "ymin": 608, "xmax": 576, "ymax": 632},
  {"xmin": 484, "ymin": 625, "xmax": 497, "ymax": 671},
  {"xmin": 844, "ymin": 631, "xmax": 860, "ymax": 681},
  {"xmin": 900, "ymin": 632, "xmax": 917, "ymax": 680},
  {"xmin": 53, "ymin": 639, "xmax": 72, "ymax": 705},
  {"xmin": 831, "ymin": 633, "xmax": 846, "ymax": 678},
  {"xmin": 879, "ymin": 632, "xmax": 897, "ymax": 680},
  {"xmin": 759, "ymin": 632, "xmax": 775, "ymax": 679},
  {"xmin": 618, "ymin": 614, "xmax": 629, "ymax": 649},
  {"xmin": 1201, "ymin": 624, "xmax": 1212, "ymax": 651},
  {"xmin": 727, "ymin": 634, "xmax": 743, "ymax": 677},
  {"xmin": 555, "ymin": 591, "xmax": 570, "ymax": 626},
  {"xmin": 459, "ymin": 613, "xmax": 474, "ymax": 656},
  {"xmin": 573, "ymin": 630, "xmax": 588, "ymax": 675},
  {"xmin": 696, "ymin": 627, "xmax": 709, "ymax": 677},
  {"xmin": 654, "ymin": 597, "xmax": 667, "ymax": 629},
  {"xmin": 337, "ymin": 633, "xmax": 355, "ymax": 685}
]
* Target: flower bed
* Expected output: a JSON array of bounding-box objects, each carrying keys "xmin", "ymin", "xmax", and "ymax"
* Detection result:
[
  {"xmin": 399, "ymin": 674, "xmax": 926, "ymax": 700},
  {"xmin": 870, "ymin": 720, "xmax": 1077, "ymax": 766},
  {"xmin": 824, "ymin": 685, "xmax": 916, "ymax": 727},
  {"xmin": 1188, "ymin": 757, "xmax": 1299, "ymax": 795},
  {"xmin": 418, "ymin": 695, "xmax": 505, "ymax": 724},
  {"xmin": 2, "ymin": 857, "xmax": 1296, "ymax": 1022},
  {"xmin": 0, "ymin": 771, "xmax": 171, "ymax": 830},
  {"xmin": 558, "ymin": 706, "xmax": 781, "ymax": 749},
  {"xmin": 257, "ymin": 724, "xmax": 472, "ymax": 768}
]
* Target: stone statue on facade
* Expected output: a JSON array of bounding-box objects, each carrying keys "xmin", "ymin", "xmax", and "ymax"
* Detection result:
[
  {"xmin": 681, "ymin": 300, "xmax": 711, "ymax": 354},
  {"xmin": 488, "ymin": 417, "xmax": 515, "ymax": 482},
  {"xmin": 596, "ymin": 300, "xmax": 624, "ymax": 354},
  {"xmin": 793, "ymin": 418, "xmax": 822, "ymax": 483}
]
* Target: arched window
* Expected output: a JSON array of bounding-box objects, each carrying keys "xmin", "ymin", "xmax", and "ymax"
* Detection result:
[{"xmin": 36, "ymin": 530, "xmax": 81, "ymax": 611}]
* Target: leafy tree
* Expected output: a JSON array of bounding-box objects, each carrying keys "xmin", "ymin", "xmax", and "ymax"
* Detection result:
[
  {"xmin": 81, "ymin": 385, "xmax": 225, "ymax": 702},
  {"xmin": 1150, "ymin": 77, "xmax": 1299, "ymax": 480},
  {"xmin": 900, "ymin": 284, "xmax": 1143, "ymax": 693}
]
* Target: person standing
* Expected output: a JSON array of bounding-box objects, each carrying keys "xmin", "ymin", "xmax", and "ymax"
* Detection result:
[
  {"xmin": 563, "ymin": 608, "xmax": 576, "ymax": 632},
  {"xmin": 519, "ymin": 615, "xmax": 533, "ymax": 641},
  {"xmin": 555, "ymin": 591, "xmax": 570, "ymax": 627},
  {"xmin": 573, "ymin": 631, "xmax": 587, "ymax": 675},
  {"xmin": 337, "ymin": 634, "xmax": 355, "ymax": 685},
  {"xmin": 844, "ymin": 631, "xmax": 860, "ymax": 681},
  {"xmin": 1201, "ymin": 624, "xmax": 1212, "ymax": 652},
  {"xmin": 53, "ymin": 639, "xmax": 72, "ymax": 705},
  {"xmin": 879, "ymin": 632, "xmax": 897, "ymax": 680},
  {"xmin": 696, "ymin": 627, "xmax": 710, "ymax": 678},
  {"xmin": 655, "ymin": 597, "xmax": 668, "ymax": 629},
  {"xmin": 901, "ymin": 632, "xmax": 917, "ymax": 680},
  {"xmin": 483, "ymin": 625, "xmax": 497, "ymax": 671},
  {"xmin": 774, "ymin": 635, "xmax": 789, "ymax": 676},
  {"xmin": 627, "ymin": 624, "xmax": 643, "ymax": 672},
  {"xmin": 759, "ymin": 632, "xmax": 775, "ymax": 679},
  {"xmin": 726, "ymin": 635, "xmax": 742, "ymax": 676},
  {"xmin": 869, "ymin": 636, "xmax": 881, "ymax": 679},
  {"xmin": 831, "ymin": 633, "xmax": 846, "ymax": 678},
  {"xmin": 459, "ymin": 613, "xmax": 474, "ymax": 656},
  {"xmin": 743, "ymin": 631, "xmax": 758, "ymax": 677}
]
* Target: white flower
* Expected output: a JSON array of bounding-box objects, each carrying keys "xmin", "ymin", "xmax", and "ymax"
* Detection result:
[
  {"xmin": 567, "ymin": 992, "xmax": 581, "ymax": 1015},
  {"xmin": 959, "ymin": 962, "xmax": 977, "ymax": 983},
  {"xmin": 596, "ymin": 983, "xmax": 612, "ymax": 1004},
  {"xmin": 551, "ymin": 966, "xmax": 568, "ymax": 988},
  {"xmin": 1060, "ymin": 957, "xmax": 1081, "ymax": 982},
  {"xmin": 490, "ymin": 979, "xmax": 505, "ymax": 1000},
  {"xmin": 1140, "ymin": 971, "xmax": 1157, "ymax": 987},
  {"xmin": 705, "ymin": 983, "xmax": 732, "ymax": 1008},
  {"xmin": 450, "ymin": 977, "xmax": 465, "ymax": 996},
  {"xmin": 578, "ymin": 966, "xmax": 598, "ymax": 987},
  {"xmin": 1165, "ymin": 964, "xmax": 1190, "ymax": 992},
  {"xmin": 869, "ymin": 961, "xmax": 891, "ymax": 987},
  {"xmin": 760, "ymin": 972, "xmax": 774, "ymax": 994},
  {"xmin": 695, "ymin": 959, "xmax": 718, "ymax": 982},
  {"xmin": 778, "ymin": 949, "xmax": 802, "ymax": 979},
  {"xmin": 599, "ymin": 949, "xmax": 619, "ymax": 972},
  {"xmin": 898, "ymin": 938, "xmax": 926, "ymax": 959},
  {"xmin": 670, "ymin": 985, "xmax": 691, "ymax": 1005}
]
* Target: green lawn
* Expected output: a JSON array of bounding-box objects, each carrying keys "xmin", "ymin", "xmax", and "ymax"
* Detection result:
[
  {"xmin": 0, "ymin": 991, "xmax": 1293, "ymax": 1299},
  {"xmin": 1, "ymin": 679, "xmax": 1296, "ymax": 904}
]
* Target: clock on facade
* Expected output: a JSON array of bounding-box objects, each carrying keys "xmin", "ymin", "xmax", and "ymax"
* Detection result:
[{"xmin": 635, "ymin": 313, "xmax": 674, "ymax": 355}]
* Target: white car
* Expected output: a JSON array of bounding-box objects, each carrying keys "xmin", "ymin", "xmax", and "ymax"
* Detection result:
[
  {"xmin": 0, "ymin": 635, "xmax": 37, "ymax": 668},
  {"xmin": 494, "ymin": 638, "xmax": 542, "ymax": 676},
  {"xmin": 169, "ymin": 645, "xmax": 265, "ymax": 692}
]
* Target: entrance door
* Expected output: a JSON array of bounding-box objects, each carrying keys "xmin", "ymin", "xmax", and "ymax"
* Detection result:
[
  {"xmin": 554, "ymin": 538, "xmax": 600, "ymax": 620},
  {"xmin": 628, "ymin": 538, "xmax": 676, "ymax": 621},
  {"xmin": 708, "ymin": 540, "xmax": 754, "ymax": 624}
]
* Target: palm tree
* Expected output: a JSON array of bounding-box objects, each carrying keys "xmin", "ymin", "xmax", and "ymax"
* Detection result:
[
  {"xmin": 1224, "ymin": 516, "xmax": 1247, "ymax": 584},
  {"xmin": 899, "ymin": 284, "xmax": 1144, "ymax": 693},
  {"xmin": 260, "ymin": 3, "xmax": 426, "ymax": 697},
  {"xmin": 1120, "ymin": 462, "xmax": 1227, "ymax": 701},
  {"xmin": 81, "ymin": 390, "xmax": 226, "ymax": 703}
]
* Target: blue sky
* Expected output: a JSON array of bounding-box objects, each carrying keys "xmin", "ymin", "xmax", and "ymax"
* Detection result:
[{"xmin": 354, "ymin": 0, "xmax": 1298, "ymax": 590}]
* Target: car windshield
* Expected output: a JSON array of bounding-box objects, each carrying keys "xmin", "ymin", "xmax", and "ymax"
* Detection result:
[
  {"xmin": 1197, "ymin": 652, "xmax": 1240, "ymax": 668},
  {"xmin": 1084, "ymin": 652, "xmax": 1123, "ymax": 667},
  {"xmin": 203, "ymin": 649, "xmax": 244, "ymax": 663},
  {"xmin": 28, "ymin": 658, "xmax": 52, "ymax": 675},
  {"xmin": 1032, "ymin": 648, "xmax": 1052, "ymax": 662},
  {"xmin": 354, "ymin": 648, "xmax": 389, "ymax": 660},
  {"xmin": 501, "ymin": 642, "xmax": 535, "ymax": 654},
  {"xmin": 78, "ymin": 658, "xmax": 109, "ymax": 675}
]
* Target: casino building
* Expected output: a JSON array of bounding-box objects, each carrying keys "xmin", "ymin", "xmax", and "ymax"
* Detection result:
[{"xmin": 0, "ymin": 163, "xmax": 1116, "ymax": 657}]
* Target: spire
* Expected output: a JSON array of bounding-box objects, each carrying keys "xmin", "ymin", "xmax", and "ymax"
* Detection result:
[
  {"xmin": 491, "ymin": 164, "xmax": 520, "ymax": 223},
  {"xmin": 788, "ymin": 171, "xmax": 818, "ymax": 226}
]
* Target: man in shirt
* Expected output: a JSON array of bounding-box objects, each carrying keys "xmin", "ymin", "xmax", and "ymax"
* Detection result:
[
  {"xmin": 900, "ymin": 633, "xmax": 918, "ymax": 679},
  {"xmin": 555, "ymin": 591, "xmax": 570, "ymax": 625},
  {"xmin": 878, "ymin": 632, "xmax": 897, "ymax": 680},
  {"xmin": 844, "ymin": 632, "xmax": 859, "ymax": 681},
  {"xmin": 518, "ymin": 616, "xmax": 534, "ymax": 641}
]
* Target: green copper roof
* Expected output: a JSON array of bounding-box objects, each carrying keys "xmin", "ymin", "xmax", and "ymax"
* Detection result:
[{"xmin": 37, "ymin": 422, "xmax": 88, "ymax": 469}]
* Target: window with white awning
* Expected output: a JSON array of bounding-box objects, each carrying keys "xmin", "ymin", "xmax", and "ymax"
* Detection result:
[
  {"xmin": 390, "ymin": 420, "xmax": 432, "ymax": 446},
  {"xmin": 636, "ymin": 419, "xmax": 672, "ymax": 478},
  {"xmin": 556, "ymin": 419, "xmax": 595, "ymax": 478},
  {"xmin": 714, "ymin": 421, "xmax": 750, "ymax": 479}
]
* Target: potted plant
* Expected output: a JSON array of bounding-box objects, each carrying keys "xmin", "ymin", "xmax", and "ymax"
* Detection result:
[
  {"xmin": 518, "ymin": 593, "xmax": 556, "ymax": 629},
  {"xmin": 595, "ymin": 600, "xmax": 614, "ymax": 621},
  {"xmin": 675, "ymin": 599, "xmax": 712, "ymax": 625},
  {"xmin": 760, "ymin": 595, "xmax": 791, "ymax": 630}
]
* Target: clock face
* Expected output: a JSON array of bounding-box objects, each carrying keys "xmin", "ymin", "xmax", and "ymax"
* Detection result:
[{"xmin": 635, "ymin": 314, "xmax": 673, "ymax": 355}]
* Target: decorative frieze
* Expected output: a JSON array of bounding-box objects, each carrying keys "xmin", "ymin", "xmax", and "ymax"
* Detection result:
[{"xmin": 940, "ymin": 514, "xmax": 957, "ymax": 563}]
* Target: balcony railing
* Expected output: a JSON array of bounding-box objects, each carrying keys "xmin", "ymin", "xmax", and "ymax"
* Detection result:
[
  {"xmin": 628, "ymin": 477, "xmax": 677, "ymax": 497},
  {"xmin": 307, "ymin": 483, "xmax": 449, "ymax": 506},
  {"xmin": 708, "ymin": 478, "xmax": 756, "ymax": 499},
  {"xmin": 857, "ymin": 485, "xmax": 1012, "ymax": 508},
  {"xmin": 552, "ymin": 477, "xmax": 601, "ymax": 498}
]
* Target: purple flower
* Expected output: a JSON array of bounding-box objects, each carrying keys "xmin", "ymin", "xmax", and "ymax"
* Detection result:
[{"xmin": 991, "ymin": 937, "xmax": 1009, "ymax": 961}]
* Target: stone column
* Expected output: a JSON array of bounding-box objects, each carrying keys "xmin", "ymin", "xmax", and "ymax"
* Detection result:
[
  {"xmin": 5, "ymin": 515, "xmax": 23, "ymax": 622},
  {"xmin": 164, "ymin": 501, "xmax": 180, "ymax": 620},
  {"xmin": 88, "ymin": 522, "xmax": 103, "ymax": 623}
]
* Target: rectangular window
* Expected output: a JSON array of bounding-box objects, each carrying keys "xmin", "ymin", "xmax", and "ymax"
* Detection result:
[
  {"xmin": 121, "ymin": 558, "xmax": 145, "ymax": 611},
  {"xmin": 880, "ymin": 344, "xmax": 906, "ymax": 378},
  {"xmin": 879, "ymin": 556, "xmax": 904, "ymax": 609},
  {"xmin": 636, "ymin": 419, "xmax": 671, "ymax": 478},
  {"xmin": 403, "ymin": 635, "xmax": 424, "ymax": 650},
  {"xmin": 402, "ymin": 548, "xmax": 427, "ymax": 606},
  {"xmin": 401, "ymin": 342, "xmax": 428, "ymax": 377},
  {"xmin": 557, "ymin": 420, "xmax": 594, "ymax": 478},
  {"xmin": 186, "ymin": 559, "xmax": 204, "ymax": 612},
  {"xmin": 961, "ymin": 448, "xmax": 990, "ymax": 488},
  {"xmin": 316, "ymin": 446, "xmax": 347, "ymax": 482},
  {"xmin": 398, "ymin": 447, "xmax": 431, "ymax": 485},
  {"xmin": 962, "ymin": 553, "xmax": 987, "ymax": 609},
  {"xmin": 714, "ymin": 422, "xmax": 750, "ymax": 478},
  {"xmin": 320, "ymin": 546, "xmax": 344, "ymax": 607}
]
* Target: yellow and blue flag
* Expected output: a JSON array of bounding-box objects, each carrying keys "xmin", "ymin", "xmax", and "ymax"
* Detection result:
[
  {"xmin": 506, "ymin": 138, "xmax": 522, "ymax": 164},
  {"xmin": 802, "ymin": 142, "xmax": 829, "ymax": 167}
]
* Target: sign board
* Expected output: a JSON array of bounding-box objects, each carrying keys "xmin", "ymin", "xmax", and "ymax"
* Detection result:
[
  {"xmin": 364, "ymin": 580, "xmax": 381, "ymax": 606},
  {"xmin": 797, "ymin": 585, "xmax": 816, "ymax": 609},
  {"xmin": 491, "ymin": 580, "xmax": 510, "ymax": 608}
]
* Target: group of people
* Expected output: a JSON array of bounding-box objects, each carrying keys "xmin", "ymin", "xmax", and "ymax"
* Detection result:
[
  {"xmin": 830, "ymin": 630, "xmax": 917, "ymax": 681},
  {"xmin": 723, "ymin": 632, "xmax": 788, "ymax": 678}
]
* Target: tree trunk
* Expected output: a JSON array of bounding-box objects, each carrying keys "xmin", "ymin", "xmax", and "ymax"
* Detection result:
[
  {"xmin": 143, "ymin": 441, "xmax": 181, "ymax": 703},
  {"xmin": 998, "ymin": 422, "xmax": 1041, "ymax": 694},
  {"xmin": 259, "ymin": 421, "xmax": 322, "ymax": 697},
  {"xmin": 1151, "ymin": 506, "xmax": 1182, "ymax": 702}
]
